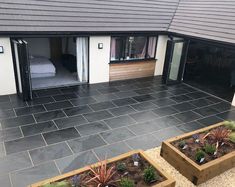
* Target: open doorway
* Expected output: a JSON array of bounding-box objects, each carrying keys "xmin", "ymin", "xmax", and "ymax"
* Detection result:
[
  {"xmin": 24, "ymin": 37, "xmax": 88, "ymax": 90},
  {"xmin": 184, "ymin": 41, "xmax": 235, "ymax": 102}
]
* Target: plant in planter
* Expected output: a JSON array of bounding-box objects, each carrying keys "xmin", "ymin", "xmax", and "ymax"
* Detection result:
[
  {"xmin": 178, "ymin": 140, "xmax": 187, "ymax": 149},
  {"xmin": 161, "ymin": 122, "xmax": 235, "ymax": 185},
  {"xmin": 132, "ymin": 153, "xmax": 140, "ymax": 166},
  {"xmin": 143, "ymin": 166, "xmax": 158, "ymax": 184},
  {"xmin": 116, "ymin": 163, "xmax": 127, "ymax": 173},
  {"xmin": 85, "ymin": 159, "xmax": 117, "ymax": 187},
  {"xmin": 203, "ymin": 126, "xmax": 231, "ymax": 150},
  {"xmin": 203, "ymin": 143, "xmax": 216, "ymax": 155},
  {"xmin": 195, "ymin": 149, "xmax": 206, "ymax": 163},
  {"xmin": 224, "ymin": 121, "xmax": 235, "ymax": 131},
  {"xmin": 229, "ymin": 132, "xmax": 235, "ymax": 143},
  {"xmin": 119, "ymin": 178, "xmax": 134, "ymax": 187},
  {"xmin": 31, "ymin": 150, "xmax": 175, "ymax": 187}
]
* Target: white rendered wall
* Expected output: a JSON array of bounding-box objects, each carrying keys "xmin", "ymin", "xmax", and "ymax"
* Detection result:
[
  {"xmin": 154, "ymin": 35, "xmax": 169, "ymax": 76},
  {"xmin": 89, "ymin": 36, "xmax": 111, "ymax": 84},
  {"xmin": 0, "ymin": 38, "xmax": 16, "ymax": 95}
]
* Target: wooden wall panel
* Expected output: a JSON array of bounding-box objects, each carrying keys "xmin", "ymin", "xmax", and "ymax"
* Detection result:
[{"xmin": 109, "ymin": 60, "xmax": 156, "ymax": 81}]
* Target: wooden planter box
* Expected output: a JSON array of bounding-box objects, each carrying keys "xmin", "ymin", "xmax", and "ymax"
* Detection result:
[
  {"xmin": 30, "ymin": 150, "xmax": 175, "ymax": 187},
  {"xmin": 160, "ymin": 122, "xmax": 235, "ymax": 185}
]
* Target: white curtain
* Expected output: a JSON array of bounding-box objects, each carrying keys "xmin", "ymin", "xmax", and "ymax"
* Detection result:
[{"xmin": 76, "ymin": 37, "xmax": 88, "ymax": 82}]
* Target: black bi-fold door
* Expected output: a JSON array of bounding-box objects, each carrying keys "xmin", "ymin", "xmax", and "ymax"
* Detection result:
[
  {"xmin": 11, "ymin": 39, "xmax": 32, "ymax": 101},
  {"xmin": 162, "ymin": 39, "xmax": 189, "ymax": 85}
]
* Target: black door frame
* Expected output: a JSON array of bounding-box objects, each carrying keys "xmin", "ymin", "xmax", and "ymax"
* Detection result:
[
  {"xmin": 162, "ymin": 38, "xmax": 190, "ymax": 85},
  {"xmin": 11, "ymin": 39, "xmax": 33, "ymax": 101}
]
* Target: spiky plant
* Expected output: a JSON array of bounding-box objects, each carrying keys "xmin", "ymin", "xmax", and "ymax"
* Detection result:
[
  {"xmin": 203, "ymin": 126, "xmax": 231, "ymax": 150},
  {"xmin": 85, "ymin": 159, "xmax": 117, "ymax": 187}
]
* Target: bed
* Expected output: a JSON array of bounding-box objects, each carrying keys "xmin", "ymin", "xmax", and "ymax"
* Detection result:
[{"xmin": 30, "ymin": 56, "xmax": 56, "ymax": 78}]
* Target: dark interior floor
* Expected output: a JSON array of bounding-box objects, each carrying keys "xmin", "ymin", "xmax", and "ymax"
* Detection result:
[{"xmin": 0, "ymin": 76, "xmax": 234, "ymax": 187}]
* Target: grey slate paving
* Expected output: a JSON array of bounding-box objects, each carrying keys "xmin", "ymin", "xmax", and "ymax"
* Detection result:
[
  {"xmin": 108, "ymin": 106, "xmax": 136, "ymax": 116},
  {"xmin": 21, "ymin": 121, "xmax": 58, "ymax": 136},
  {"xmin": 89, "ymin": 101, "xmax": 116, "ymax": 111},
  {"xmin": 55, "ymin": 150, "xmax": 98, "ymax": 174},
  {"xmin": 94, "ymin": 142, "xmax": 131, "ymax": 160},
  {"xmin": 129, "ymin": 111, "xmax": 158, "ymax": 123},
  {"xmin": 0, "ymin": 127, "xmax": 23, "ymax": 142},
  {"xmin": 0, "ymin": 115, "xmax": 35, "ymax": 129},
  {"xmin": 83, "ymin": 110, "xmax": 114, "ymax": 122},
  {"xmin": 15, "ymin": 105, "xmax": 46, "ymax": 116},
  {"xmin": 0, "ymin": 77, "xmax": 232, "ymax": 187},
  {"xmin": 54, "ymin": 115, "xmax": 87, "ymax": 129},
  {"xmin": 34, "ymin": 110, "xmax": 66, "ymax": 123},
  {"xmin": 104, "ymin": 115, "xmax": 136, "ymax": 129},
  {"xmin": 29, "ymin": 142, "xmax": 73, "ymax": 165},
  {"xmin": 4, "ymin": 135, "xmax": 46, "ymax": 154},
  {"xmin": 125, "ymin": 134, "xmax": 161, "ymax": 150},
  {"xmin": 67, "ymin": 134, "xmax": 107, "ymax": 153},
  {"xmin": 100, "ymin": 127, "xmax": 135, "ymax": 144},
  {"xmin": 0, "ymin": 174, "xmax": 11, "ymax": 187},
  {"xmin": 76, "ymin": 121, "xmax": 110, "ymax": 136},
  {"xmin": 153, "ymin": 127, "xmax": 184, "ymax": 142},
  {"xmin": 43, "ymin": 127, "xmax": 80, "ymax": 145},
  {"xmin": 0, "ymin": 151, "xmax": 32, "ymax": 175},
  {"xmin": 0, "ymin": 142, "xmax": 5, "ymax": 157},
  {"xmin": 11, "ymin": 161, "xmax": 60, "ymax": 187},
  {"xmin": 63, "ymin": 105, "xmax": 93, "ymax": 116}
]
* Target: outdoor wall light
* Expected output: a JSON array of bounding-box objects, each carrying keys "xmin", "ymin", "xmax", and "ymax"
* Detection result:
[
  {"xmin": 0, "ymin": 46, "xmax": 3, "ymax": 53},
  {"xmin": 98, "ymin": 43, "xmax": 103, "ymax": 49}
]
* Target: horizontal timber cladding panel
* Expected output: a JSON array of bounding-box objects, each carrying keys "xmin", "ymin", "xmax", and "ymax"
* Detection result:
[{"xmin": 109, "ymin": 60, "xmax": 156, "ymax": 81}]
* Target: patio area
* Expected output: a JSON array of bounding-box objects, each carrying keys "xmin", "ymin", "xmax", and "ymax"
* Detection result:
[{"xmin": 0, "ymin": 76, "xmax": 234, "ymax": 187}]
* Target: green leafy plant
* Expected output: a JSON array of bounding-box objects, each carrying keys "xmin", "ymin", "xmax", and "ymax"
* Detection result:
[
  {"xmin": 203, "ymin": 143, "xmax": 216, "ymax": 155},
  {"xmin": 41, "ymin": 181, "xmax": 70, "ymax": 187},
  {"xmin": 195, "ymin": 150, "xmax": 206, "ymax": 162},
  {"xmin": 224, "ymin": 121, "xmax": 235, "ymax": 131},
  {"xmin": 143, "ymin": 166, "xmax": 158, "ymax": 184},
  {"xmin": 178, "ymin": 140, "xmax": 186, "ymax": 149},
  {"xmin": 229, "ymin": 132, "xmax": 235, "ymax": 143},
  {"xmin": 119, "ymin": 178, "xmax": 135, "ymax": 187},
  {"xmin": 85, "ymin": 159, "xmax": 117, "ymax": 187},
  {"xmin": 116, "ymin": 162, "xmax": 126, "ymax": 172}
]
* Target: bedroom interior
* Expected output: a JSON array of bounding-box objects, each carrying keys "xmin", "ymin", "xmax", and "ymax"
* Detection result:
[{"xmin": 24, "ymin": 37, "xmax": 88, "ymax": 89}]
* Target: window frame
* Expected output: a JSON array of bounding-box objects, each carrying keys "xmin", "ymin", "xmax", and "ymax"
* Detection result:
[{"xmin": 110, "ymin": 35, "xmax": 158, "ymax": 63}]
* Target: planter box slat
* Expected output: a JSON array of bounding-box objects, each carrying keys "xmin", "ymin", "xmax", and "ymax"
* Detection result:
[
  {"xmin": 161, "ymin": 122, "xmax": 235, "ymax": 185},
  {"xmin": 30, "ymin": 150, "xmax": 175, "ymax": 187}
]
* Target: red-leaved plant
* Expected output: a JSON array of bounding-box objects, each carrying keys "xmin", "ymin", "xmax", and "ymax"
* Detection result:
[
  {"xmin": 203, "ymin": 126, "xmax": 231, "ymax": 150},
  {"xmin": 85, "ymin": 159, "xmax": 118, "ymax": 187}
]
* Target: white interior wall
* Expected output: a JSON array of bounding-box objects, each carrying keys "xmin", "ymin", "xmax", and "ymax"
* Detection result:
[
  {"xmin": 154, "ymin": 35, "xmax": 169, "ymax": 76},
  {"xmin": 89, "ymin": 36, "xmax": 111, "ymax": 84},
  {"xmin": 25, "ymin": 38, "xmax": 51, "ymax": 58},
  {"xmin": 0, "ymin": 38, "xmax": 16, "ymax": 95}
]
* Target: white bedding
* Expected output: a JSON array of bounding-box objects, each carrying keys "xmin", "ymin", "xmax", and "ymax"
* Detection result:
[{"xmin": 30, "ymin": 56, "xmax": 56, "ymax": 78}]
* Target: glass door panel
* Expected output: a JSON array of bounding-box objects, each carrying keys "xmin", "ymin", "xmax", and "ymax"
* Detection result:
[{"xmin": 162, "ymin": 39, "xmax": 189, "ymax": 85}]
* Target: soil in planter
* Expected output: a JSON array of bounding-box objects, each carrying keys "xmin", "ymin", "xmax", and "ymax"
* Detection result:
[
  {"xmin": 113, "ymin": 155, "xmax": 166, "ymax": 187},
  {"xmin": 171, "ymin": 126, "xmax": 235, "ymax": 165},
  {"xmin": 41, "ymin": 154, "xmax": 166, "ymax": 187}
]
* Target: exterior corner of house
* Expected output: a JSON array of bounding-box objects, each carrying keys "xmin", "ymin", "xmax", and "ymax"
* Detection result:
[
  {"xmin": 89, "ymin": 36, "xmax": 111, "ymax": 84},
  {"xmin": 0, "ymin": 37, "xmax": 16, "ymax": 95}
]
